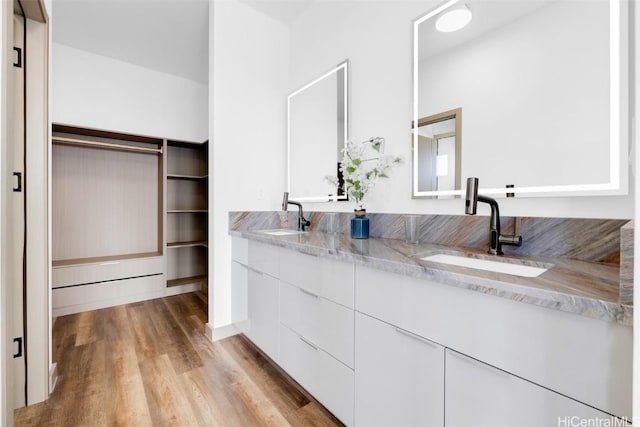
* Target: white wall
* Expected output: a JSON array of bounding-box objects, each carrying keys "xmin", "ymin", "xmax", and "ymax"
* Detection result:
[
  {"xmin": 209, "ymin": 0, "xmax": 288, "ymax": 328},
  {"xmin": 52, "ymin": 43, "xmax": 207, "ymax": 141},
  {"xmin": 287, "ymin": 0, "xmax": 633, "ymax": 219}
]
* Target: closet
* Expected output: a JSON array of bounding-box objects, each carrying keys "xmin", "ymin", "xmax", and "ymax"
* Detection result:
[{"xmin": 51, "ymin": 124, "xmax": 208, "ymax": 316}]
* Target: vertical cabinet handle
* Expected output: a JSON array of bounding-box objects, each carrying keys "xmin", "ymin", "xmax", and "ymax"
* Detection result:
[
  {"xmin": 13, "ymin": 172, "xmax": 22, "ymax": 192},
  {"xmin": 13, "ymin": 47, "xmax": 22, "ymax": 68},
  {"xmin": 13, "ymin": 337, "xmax": 22, "ymax": 358}
]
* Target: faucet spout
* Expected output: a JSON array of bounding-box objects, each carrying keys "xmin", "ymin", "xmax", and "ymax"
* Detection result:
[
  {"xmin": 282, "ymin": 191, "xmax": 311, "ymax": 231},
  {"xmin": 465, "ymin": 177, "xmax": 521, "ymax": 256},
  {"xmin": 478, "ymin": 194, "xmax": 502, "ymax": 255}
]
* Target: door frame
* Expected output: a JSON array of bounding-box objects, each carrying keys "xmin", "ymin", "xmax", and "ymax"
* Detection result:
[{"xmin": 1, "ymin": 0, "xmax": 50, "ymax": 422}]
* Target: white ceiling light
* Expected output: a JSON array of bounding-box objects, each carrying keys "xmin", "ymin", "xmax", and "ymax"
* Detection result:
[{"xmin": 435, "ymin": 5, "xmax": 473, "ymax": 32}]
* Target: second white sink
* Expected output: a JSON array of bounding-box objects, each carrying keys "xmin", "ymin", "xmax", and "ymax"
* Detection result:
[{"xmin": 420, "ymin": 254, "xmax": 549, "ymax": 278}]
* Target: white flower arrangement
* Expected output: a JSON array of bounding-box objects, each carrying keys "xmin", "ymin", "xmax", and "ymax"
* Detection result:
[{"xmin": 326, "ymin": 137, "xmax": 402, "ymax": 211}]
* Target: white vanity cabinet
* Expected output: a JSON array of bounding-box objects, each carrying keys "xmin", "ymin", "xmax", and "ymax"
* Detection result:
[
  {"xmin": 354, "ymin": 312, "xmax": 445, "ymax": 427},
  {"xmin": 231, "ymin": 237, "xmax": 632, "ymax": 426},
  {"xmin": 444, "ymin": 349, "xmax": 615, "ymax": 427}
]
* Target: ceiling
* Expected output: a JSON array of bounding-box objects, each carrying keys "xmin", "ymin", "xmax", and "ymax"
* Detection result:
[
  {"xmin": 52, "ymin": 0, "xmax": 209, "ymax": 84},
  {"xmin": 237, "ymin": 0, "xmax": 315, "ymax": 24},
  {"xmin": 51, "ymin": 0, "xmax": 325, "ymax": 84}
]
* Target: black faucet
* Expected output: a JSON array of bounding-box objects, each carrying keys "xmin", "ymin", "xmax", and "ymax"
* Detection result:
[
  {"xmin": 282, "ymin": 192, "xmax": 311, "ymax": 231},
  {"xmin": 465, "ymin": 177, "xmax": 522, "ymax": 255}
]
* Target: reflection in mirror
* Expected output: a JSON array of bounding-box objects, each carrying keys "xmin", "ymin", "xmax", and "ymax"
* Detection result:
[
  {"xmin": 288, "ymin": 61, "xmax": 348, "ymax": 202},
  {"xmin": 414, "ymin": 109, "xmax": 461, "ymax": 198},
  {"xmin": 413, "ymin": 0, "xmax": 628, "ymax": 198}
]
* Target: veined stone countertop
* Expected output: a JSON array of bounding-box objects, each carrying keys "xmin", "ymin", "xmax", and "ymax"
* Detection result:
[{"xmin": 230, "ymin": 229, "xmax": 632, "ymax": 326}]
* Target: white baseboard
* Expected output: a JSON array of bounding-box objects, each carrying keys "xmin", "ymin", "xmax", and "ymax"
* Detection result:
[
  {"xmin": 206, "ymin": 323, "xmax": 239, "ymax": 342},
  {"xmin": 49, "ymin": 363, "xmax": 58, "ymax": 394}
]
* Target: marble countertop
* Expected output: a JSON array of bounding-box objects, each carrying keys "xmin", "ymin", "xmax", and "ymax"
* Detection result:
[{"xmin": 230, "ymin": 229, "xmax": 632, "ymax": 326}]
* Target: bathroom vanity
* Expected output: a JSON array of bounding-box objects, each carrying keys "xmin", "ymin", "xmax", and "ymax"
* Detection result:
[{"xmin": 230, "ymin": 224, "xmax": 631, "ymax": 427}]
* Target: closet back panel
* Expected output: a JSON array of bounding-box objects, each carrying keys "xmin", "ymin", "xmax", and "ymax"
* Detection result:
[
  {"xmin": 166, "ymin": 247, "xmax": 207, "ymax": 281},
  {"xmin": 53, "ymin": 144, "xmax": 159, "ymax": 261},
  {"xmin": 167, "ymin": 213, "xmax": 207, "ymax": 244},
  {"xmin": 167, "ymin": 180, "xmax": 207, "ymax": 211},
  {"xmin": 167, "ymin": 145, "xmax": 207, "ymax": 176}
]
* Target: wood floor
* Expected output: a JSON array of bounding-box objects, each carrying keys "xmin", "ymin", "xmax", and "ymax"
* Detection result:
[{"xmin": 14, "ymin": 292, "xmax": 342, "ymax": 426}]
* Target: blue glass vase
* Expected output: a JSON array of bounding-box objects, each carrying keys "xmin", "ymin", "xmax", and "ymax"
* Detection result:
[{"xmin": 350, "ymin": 210, "xmax": 369, "ymax": 239}]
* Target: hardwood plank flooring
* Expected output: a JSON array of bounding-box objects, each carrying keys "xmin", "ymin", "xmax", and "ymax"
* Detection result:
[{"xmin": 14, "ymin": 292, "xmax": 343, "ymax": 427}]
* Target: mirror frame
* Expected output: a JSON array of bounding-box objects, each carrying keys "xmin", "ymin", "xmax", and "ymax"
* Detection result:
[
  {"xmin": 412, "ymin": 0, "xmax": 628, "ymax": 198},
  {"xmin": 287, "ymin": 60, "xmax": 349, "ymax": 202},
  {"xmin": 412, "ymin": 108, "xmax": 462, "ymax": 198}
]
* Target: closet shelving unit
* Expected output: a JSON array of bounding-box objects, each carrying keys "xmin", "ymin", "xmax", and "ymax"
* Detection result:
[{"xmin": 165, "ymin": 139, "xmax": 209, "ymax": 293}]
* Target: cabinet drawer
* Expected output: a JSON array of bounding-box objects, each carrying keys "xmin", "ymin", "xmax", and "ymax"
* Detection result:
[
  {"xmin": 279, "ymin": 324, "xmax": 354, "ymax": 426},
  {"xmin": 445, "ymin": 349, "xmax": 616, "ymax": 427},
  {"xmin": 52, "ymin": 255, "xmax": 164, "ymax": 288},
  {"xmin": 280, "ymin": 281, "xmax": 354, "ymax": 368},
  {"xmin": 279, "ymin": 249, "xmax": 354, "ymax": 308},
  {"xmin": 52, "ymin": 274, "xmax": 165, "ymax": 316},
  {"xmin": 355, "ymin": 265, "xmax": 632, "ymax": 418},
  {"xmin": 231, "ymin": 237, "xmax": 248, "ymax": 264},
  {"xmin": 248, "ymin": 241, "xmax": 279, "ymax": 277},
  {"xmin": 355, "ymin": 312, "xmax": 444, "ymax": 427}
]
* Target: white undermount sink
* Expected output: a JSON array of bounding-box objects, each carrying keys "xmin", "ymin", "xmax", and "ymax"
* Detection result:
[
  {"xmin": 420, "ymin": 254, "xmax": 549, "ymax": 278},
  {"xmin": 257, "ymin": 229, "xmax": 307, "ymax": 236}
]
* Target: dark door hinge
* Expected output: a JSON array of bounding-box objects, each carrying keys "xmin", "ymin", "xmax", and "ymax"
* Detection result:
[
  {"xmin": 13, "ymin": 337, "xmax": 22, "ymax": 358},
  {"xmin": 13, "ymin": 47, "xmax": 22, "ymax": 68},
  {"xmin": 13, "ymin": 172, "xmax": 22, "ymax": 192}
]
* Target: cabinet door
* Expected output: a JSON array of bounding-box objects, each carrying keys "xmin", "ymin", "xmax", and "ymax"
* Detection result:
[
  {"xmin": 231, "ymin": 261, "xmax": 248, "ymax": 334},
  {"xmin": 355, "ymin": 312, "xmax": 445, "ymax": 427},
  {"xmin": 246, "ymin": 269, "xmax": 279, "ymax": 361},
  {"xmin": 445, "ymin": 349, "xmax": 616, "ymax": 427}
]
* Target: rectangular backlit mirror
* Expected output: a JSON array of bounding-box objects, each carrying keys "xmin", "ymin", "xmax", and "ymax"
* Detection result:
[
  {"xmin": 413, "ymin": 0, "xmax": 629, "ymax": 198},
  {"xmin": 288, "ymin": 61, "xmax": 348, "ymax": 202}
]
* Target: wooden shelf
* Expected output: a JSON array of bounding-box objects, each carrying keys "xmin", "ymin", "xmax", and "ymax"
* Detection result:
[
  {"xmin": 167, "ymin": 173, "xmax": 208, "ymax": 180},
  {"xmin": 167, "ymin": 240, "xmax": 208, "ymax": 249},
  {"xmin": 167, "ymin": 209, "xmax": 208, "ymax": 213},
  {"xmin": 167, "ymin": 139, "xmax": 208, "ymax": 149},
  {"xmin": 167, "ymin": 275, "xmax": 207, "ymax": 288},
  {"xmin": 53, "ymin": 251, "xmax": 162, "ymax": 268}
]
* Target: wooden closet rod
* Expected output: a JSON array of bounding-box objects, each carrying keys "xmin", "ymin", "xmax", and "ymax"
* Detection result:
[{"xmin": 52, "ymin": 136, "xmax": 163, "ymax": 154}]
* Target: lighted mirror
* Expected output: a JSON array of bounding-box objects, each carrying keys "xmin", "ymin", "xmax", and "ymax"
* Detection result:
[
  {"xmin": 413, "ymin": 0, "xmax": 628, "ymax": 198},
  {"xmin": 288, "ymin": 61, "xmax": 348, "ymax": 202}
]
